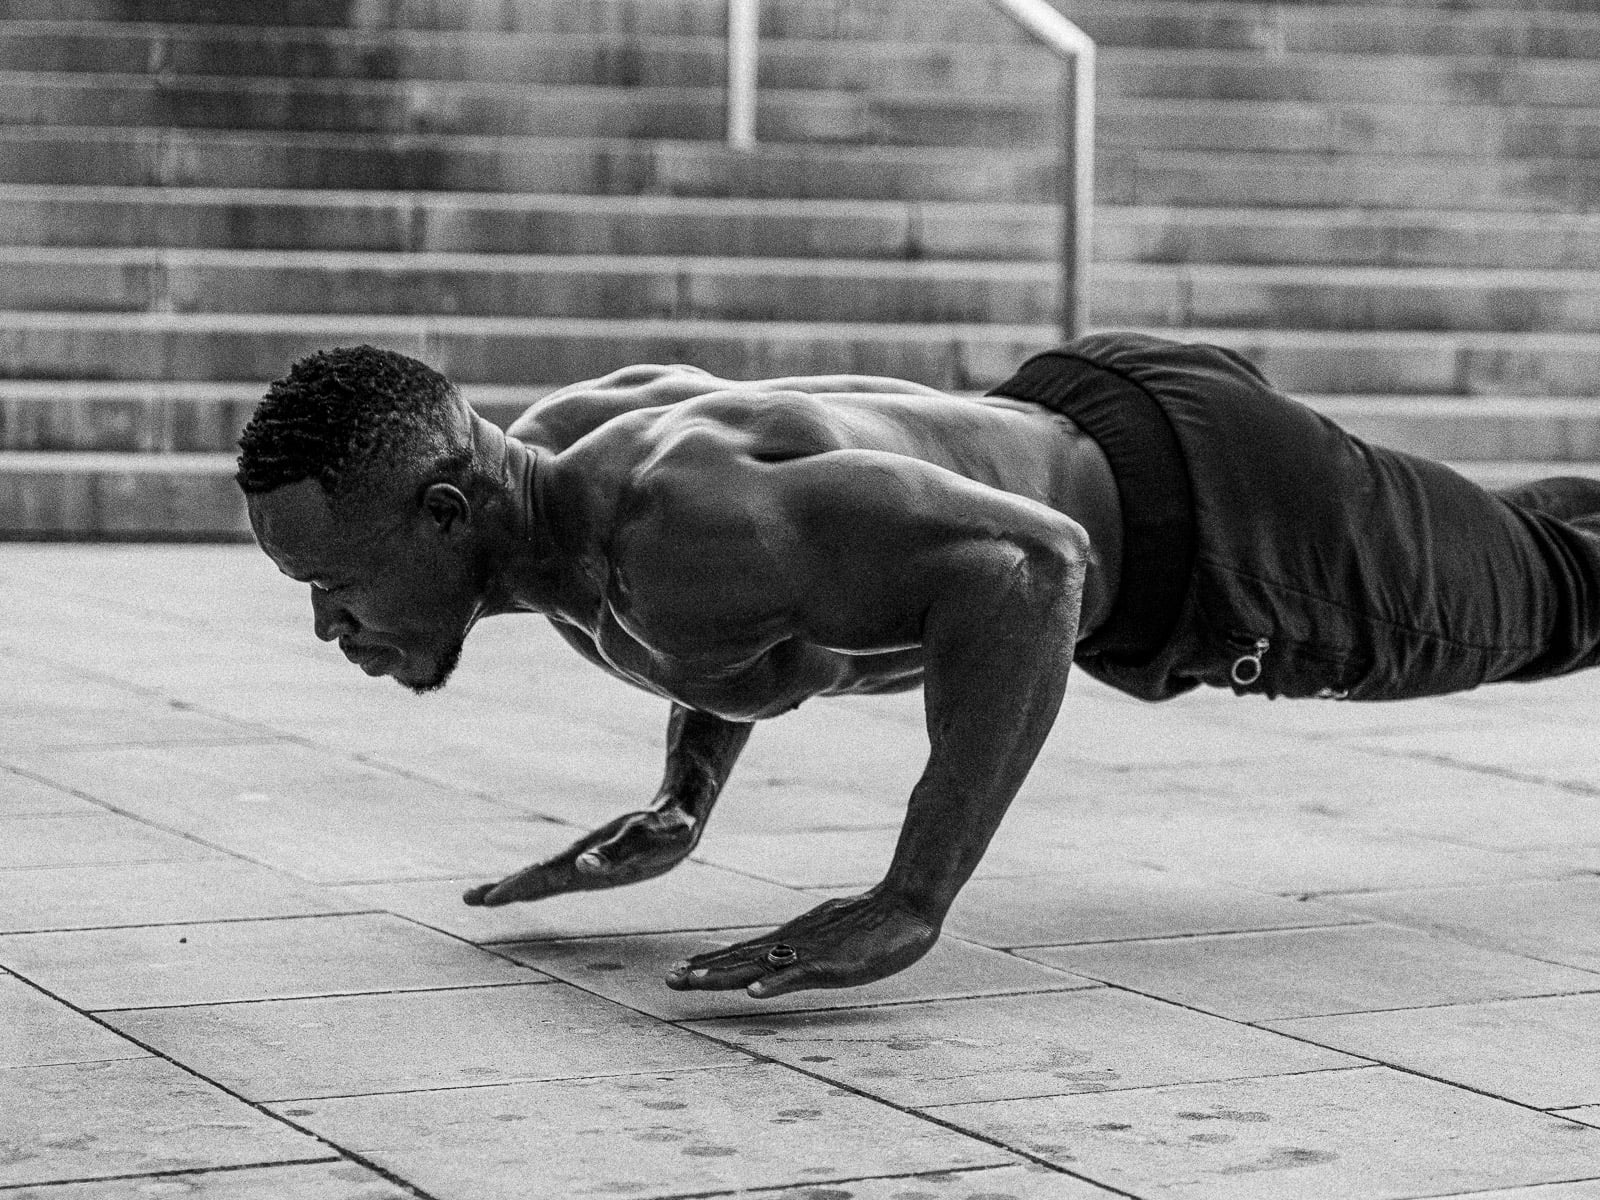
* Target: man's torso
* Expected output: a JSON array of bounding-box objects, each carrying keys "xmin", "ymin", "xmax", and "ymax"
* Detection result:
[{"xmin": 507, "ymin": 365, "xmax": 1121, "ymax": 719}]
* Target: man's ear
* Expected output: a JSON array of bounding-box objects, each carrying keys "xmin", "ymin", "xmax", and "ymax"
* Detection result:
[{"xmin": 420, "ymin": 482, "xmax": 471, "ymax": 535}]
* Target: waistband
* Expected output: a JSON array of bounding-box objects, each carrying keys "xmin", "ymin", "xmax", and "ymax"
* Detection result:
[{"xmin": 987, "ymin": 348, "xmax": 1197, "ymax": 661}]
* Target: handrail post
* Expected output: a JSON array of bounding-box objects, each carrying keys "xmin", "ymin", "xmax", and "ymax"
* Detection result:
[
  {"xmin": 984, "ymin": 0, "xmax": 1094, "ymax": 341},
  {"xmin": 726, "ymin": 0, "xmax": 759, "ymax": 149},
  {"xmin": 1060, "ymin": 46, "xmax": 1094, "ymax": 340}
]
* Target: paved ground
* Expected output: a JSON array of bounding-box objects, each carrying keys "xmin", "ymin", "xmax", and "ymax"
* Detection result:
[{"xmin": 5, "ymin": 545, "xmax": 1600, "ymax": 1199}]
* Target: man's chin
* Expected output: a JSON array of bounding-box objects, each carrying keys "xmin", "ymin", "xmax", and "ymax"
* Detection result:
[{"xmin": 395, "ymin": 639, "xmax": 465, "ymax": 696}]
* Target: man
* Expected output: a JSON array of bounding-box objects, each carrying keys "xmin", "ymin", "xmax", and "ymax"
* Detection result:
[{"xmin": 238, "ymin": 334, "xmax": 1600, "ymax": 998}]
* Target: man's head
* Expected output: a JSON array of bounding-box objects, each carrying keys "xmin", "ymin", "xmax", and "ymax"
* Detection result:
[{"xmin": 238, "ymin": 345, "xmax": 500, "ymax": 693}]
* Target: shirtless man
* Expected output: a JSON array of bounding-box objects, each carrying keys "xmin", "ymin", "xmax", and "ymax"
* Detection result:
[{"xmin": 238, "ymin": 335, "xmax": 1600, "ymax": 998}]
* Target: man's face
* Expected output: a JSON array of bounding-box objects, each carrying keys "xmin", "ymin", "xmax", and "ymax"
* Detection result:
[{"xmin": 247, "ymin": 479, "xmax": 476, "ymax": 694}]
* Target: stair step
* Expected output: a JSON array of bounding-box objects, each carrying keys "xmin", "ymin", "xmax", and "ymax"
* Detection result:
[
  {"xmin": 3, "ymin": 32, "xmax": 1600, "ymax": 108},
  {"xmin": 2, "ymin": 313, "xmax": 1600, "ymax": 396},
  {"xmin": 1301, "ymin": 394, "xmax": 1600, "ymax": 459},
  {"xmin": 0, "ymin": 449, "xmax": 247, "ymax": 540},
  {"xmin": 9, "ymin": 379, "xmax": 1600, "ymax": 458},
  {"xmin": 7, "ymin": 444, "xmax": 1600, "ymax": 541},
  {"xmin": 0, "ymin": 127, "xmax": 1057, "ymax": 201},
  {"xmin": 1063, "ymin": 1, "xmax": 1600, "ymax": 58},
  {"xmin": 4, "ymin": 187, "xmax": 1600, "ymax": 270},
  {"xmin": 1449, "ymin": 460, "xmax": 1600, "ymax": 488},
  {"xmin": 0, "ymin": 380, "xmax": 548, "ymax": 451},
  {"xmin": 6, "ymin": 129, "xmax": 1600, "ymax": 211},
  {"xmin": 8, "ymin": 10, "xmax": 1600, "ymax": 84},
  {"xmin": 0, "ymin": 310, "xmax": 1056, "ymax": 391},
  {"xmin": 8, "ymin": 250, "xmax": 1600, "ymax": 334},
  {"xmin": 0, "ymin": 249, "xmax": 1063, "ymax": 325},
  {"xmin": 9, "ymin": 75, "xmax": 1600, "ymax": 160},
  {"xmin": 3, "ymin": 0, "xmax": 1595, "ymax": 33}
]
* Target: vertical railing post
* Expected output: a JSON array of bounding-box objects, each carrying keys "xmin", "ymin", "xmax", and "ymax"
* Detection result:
[
  {"xmin": 1060, "ymin": 46, "xmax": 1094, "ymax": 340},
  {"xmin": 985, "ymin": 0, "xmax": 1095, "ymax": 341},
  {"xmin": 726, "ymin": 0, "xmax": 760, "ymax": 149}
]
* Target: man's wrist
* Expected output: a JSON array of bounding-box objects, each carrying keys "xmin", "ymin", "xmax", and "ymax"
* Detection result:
[{"xmin": 870, "ymin": 877, "xmax": 952, "ymax": 928}]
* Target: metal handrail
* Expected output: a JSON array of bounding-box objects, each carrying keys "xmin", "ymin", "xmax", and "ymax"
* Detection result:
[{"xmin": 724, "ymin": 0, "xmax": 1095, "ymax": 340}]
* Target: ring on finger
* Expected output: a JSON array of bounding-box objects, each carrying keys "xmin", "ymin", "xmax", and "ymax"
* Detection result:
[{"xmin": 765, "ymin": 943, "xmax": 799, "ymax": 968}]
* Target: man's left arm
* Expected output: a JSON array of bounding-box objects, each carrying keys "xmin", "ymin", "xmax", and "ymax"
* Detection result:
[{"xmin": 659, "ymin": 450, "xmax": 1087, "ymax": 997}]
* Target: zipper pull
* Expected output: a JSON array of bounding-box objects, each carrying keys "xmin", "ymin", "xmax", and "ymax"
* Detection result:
[{"xmin": 1231, "ymin": 637, "xmax": 1270, "ymax": 686}]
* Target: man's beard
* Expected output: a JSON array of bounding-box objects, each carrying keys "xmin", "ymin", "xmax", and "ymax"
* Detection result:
[{"xmin": 403, "ymin": 636, "xmax": 465, "ymax": 695}]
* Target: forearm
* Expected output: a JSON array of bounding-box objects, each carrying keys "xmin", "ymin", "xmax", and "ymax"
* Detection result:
[
  {"xmin": 654, "ymin": 704, "xmax": 754, "ymax": 825},
  {"xmin": 881, "ymin": 546, "xmax": 1083, "ymax": 921}
]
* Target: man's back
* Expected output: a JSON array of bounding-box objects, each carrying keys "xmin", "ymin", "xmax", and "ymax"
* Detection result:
[{"xmin": 504, "ymin": 365, "xmax": 1123, "ymax": 720}]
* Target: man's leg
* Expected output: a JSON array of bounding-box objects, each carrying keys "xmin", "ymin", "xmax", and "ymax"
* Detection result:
[{"xmin": 1497, "ymin": 476, "xmax": 1600, "ymax": 532}]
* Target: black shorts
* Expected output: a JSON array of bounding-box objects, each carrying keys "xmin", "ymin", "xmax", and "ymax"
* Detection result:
[{"xmin": 989, "ymin": 333, "xmax": 1600, "ymax": 702}]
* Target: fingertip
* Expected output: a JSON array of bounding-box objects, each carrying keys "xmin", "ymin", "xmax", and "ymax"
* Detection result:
[{"xmin": 461, "ymin": 886, "xmax": 487, "ymax": 906}]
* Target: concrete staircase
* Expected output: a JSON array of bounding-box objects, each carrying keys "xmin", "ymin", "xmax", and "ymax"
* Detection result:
[{"xmin": 3, "ymin": 0, "xmax": 1600, "ymax": 538}]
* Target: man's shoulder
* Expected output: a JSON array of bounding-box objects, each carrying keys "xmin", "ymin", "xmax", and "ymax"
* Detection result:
[{"xmin": 505, "ymin": 364, "xmax": 731, "ymax": 451}]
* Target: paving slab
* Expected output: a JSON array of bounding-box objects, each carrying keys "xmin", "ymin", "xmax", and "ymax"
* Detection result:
[
  {"xmin": 1351, "ymin": 721, "xmax": 1600, "ymax": 793},
  {"xmin": 0, "ymin": 769, "xmax": 97, "ymax": 817},
  {"xmin": 0, "ymin": 973, "xmax": 147, "ymax": 1069},
  {"xmin": 341, "ymin": 860, "xmax": 812, "ymax": 943},
  {"xmin": 1041, "ymin": 701, "xmax": 1313, "ymax": 770},
  {"xmin": 499, "ymin": 928, "xmax": 1095, "ymax": 1020},
  {"xmin": 695, "ymin": 989, "xmax": 1356, "ymax": 1108},
  {"xmin": 0, "ymin": 857, "xmax": 359, "ymax": 934},
  {"xmin": 1266, "ymin": 992, "xmax": 1600, "ymax": 1110},
  {"xmin": 1023, "ymin": 924, "xmax": 1600, "ymax": 1020},
  {"xmin": 0, "ymin": 811, "xmax": 216, "ymax": 871},
  {"xmin": 104, "ymin": 982, "xmax": 747, "ymax": 1102},
  {"xmin": 942, "ymin": 865, "xmax": 1361, "ymax": 948},
  {"xmin": 0, "ymin": 1057, "xmax": 326, "ymax": 1189},
  {"xmin": 1028, "ymin": 803, "xmax": 1562, "ymax": 895},
  {"xmin": 265, "ymin": 1062, "xmax": 1015, "ymax": 1200},
  {"xmin": 0, "ymin": 1161, "xmax": 413, "ymax": 1199},
  {"xmin": 743, "ymin": 1165, "xmax": 1119, "ymax": 1199},
  {"xmin": 1409, "ymin": 1183, "xmax": 1600, "ymax": 1200},
  {"xmin": 0, "ymin": 912, "xmax": 535, "ymax": 1010},
  {"xmin": 1329, "ymin": 878, "xmax": 1600, "ymax": 972},
  {"xmin": 692, "ymin": 827, "xmax": 1061, "ymax": 889},
  {"xmin": 8, "ymin": 741, "xmax": 579, "ymax": 883},
  {"xmin": 929, "ymin": 1067, "xmax": 1600, "ymax": 1200}
]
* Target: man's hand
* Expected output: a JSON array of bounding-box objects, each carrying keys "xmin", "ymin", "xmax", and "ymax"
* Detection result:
[
  {"xmin": 462, "ymin": 808, "xmax": 697, "ymax": 907},
  {"xmin": 664, "ymin": 890, "xmax": 939, "ymax": 998}
]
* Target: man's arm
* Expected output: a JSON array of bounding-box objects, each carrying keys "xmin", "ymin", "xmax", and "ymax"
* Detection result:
[
  {"xmin": 620, "ymin": 447, "xmax": 1087, "ymax": 996},
  {"xmin": 463, "ymin": 700, "xmax": 752, "ymax": 906}
]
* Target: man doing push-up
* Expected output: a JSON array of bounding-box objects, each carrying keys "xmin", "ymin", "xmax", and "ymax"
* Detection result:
[{"xmin": 237, "ymin": 334, "xmax": 1600, "ymax": 998}]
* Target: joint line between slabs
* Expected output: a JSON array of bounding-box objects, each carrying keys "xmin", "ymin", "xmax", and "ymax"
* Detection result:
[
  {"xmin": 669, "ymin": 981, "xmax": 1108, "ymax": 1025},
  {"xmin": 991, "ymin": 916, "xmax": 1374, "ymax": 951},
  {"xmin": 1251, "ymin": 980, "xmax": 1600, "ymax": 1023},
  {"xmin": 264, "ymin": 1061, "xmax": 748, "ymax": 1106},
  {"xmin": 0, "ymin": 969, "xmax": 444, "ymax": 1200},
  {"xmin": 634, "ymin": 1163, "xmax": 1027, "ymax": 1200},
  {"xmin": 87, "ymin": 976, "xmax": 557, "ymax": 1015},
  {"xmin": 1409, "ymin": 1173, "xmax": 1600, "ymax": 1200},
  {"xmin": 0, "ymin": 1157, "xmax": 345, "ymax": 1193},
  {"xmin": 0, "ymin": 907, "xmax": 389, "ymax": 937},
  {"xmin": 673, "ymin": 1024, "xmax": 1143, "ymax": 1198},
  {"xmin": 1241, "ymin": 1013, "xmax": 1600, "ymax": 1126},
  {"xmin": 0, "ymin": 759, "xmax": 303, "ymax": 872},
  {"xmin": 924, "ymin": 1063, "xmax": 1382, "ymax": 1112}
]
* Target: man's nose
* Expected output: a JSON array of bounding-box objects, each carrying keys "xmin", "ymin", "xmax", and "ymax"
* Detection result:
[{"xmin": 310, "ymin": 588, "xmax": 358, "ymax": 642}]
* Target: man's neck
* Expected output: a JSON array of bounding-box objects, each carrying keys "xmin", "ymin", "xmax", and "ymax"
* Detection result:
[{"xmin": 472, "ymin": 415, "xmax": 564, "ymax": 615}]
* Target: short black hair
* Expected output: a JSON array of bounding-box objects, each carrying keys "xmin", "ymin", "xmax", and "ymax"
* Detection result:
[{"xmin": 237, "ymin": 345, "xmax": 470, "ymax": 500}]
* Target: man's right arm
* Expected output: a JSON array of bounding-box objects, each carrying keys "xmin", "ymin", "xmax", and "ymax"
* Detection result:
[{"xmin": 462, "ymin": 624, "xmax": 753, "ymax": 907}]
